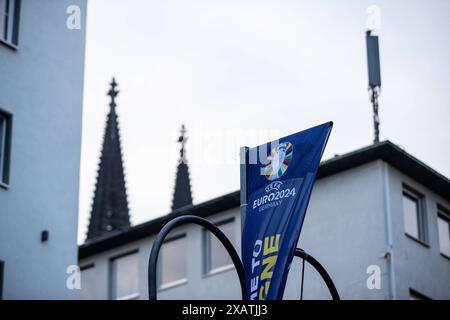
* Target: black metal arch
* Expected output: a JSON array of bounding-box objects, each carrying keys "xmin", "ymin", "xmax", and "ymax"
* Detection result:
[
  {"xmin": 294, "ymin": 248, "xmax": 340, "ymax": 300},
  {"xmin": 148, "ymin": 215, "xmax": 247, "ymax": 300},
  {"xmin": 148, "ymin": 215, "xmax": 339, "ymax": 300}
]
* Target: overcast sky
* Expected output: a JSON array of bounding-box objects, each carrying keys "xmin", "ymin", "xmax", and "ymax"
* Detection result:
[{"xmin": 77, "ymin": 0, "xmax": 450, "ymax": 243}]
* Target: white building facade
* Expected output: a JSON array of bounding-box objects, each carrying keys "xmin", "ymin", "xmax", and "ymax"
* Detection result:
[
  {"xmin": 78, "ymin": 142, "xmax": 450, "ymax": 300},
  {"xmin": 0, "ymin": 0, "xmax": 87, "ymax": 299}
]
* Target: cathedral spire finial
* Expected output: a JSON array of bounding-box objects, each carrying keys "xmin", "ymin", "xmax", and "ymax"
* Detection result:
[
  {"xmin": 171, "ymin": 124, "xmax": 193, "ymax": 211},
  {"xmin": 178, "ymin": 123, "xmax": 187, "ymax": 163},
  {"xmin": 107, "ymin": 77, "xmax": 119, "ymax": 109}
]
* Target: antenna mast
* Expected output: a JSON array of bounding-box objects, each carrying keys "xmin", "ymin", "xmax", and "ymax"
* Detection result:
[{"xmin": 366, "ymin": 30, "xmax": 382, "ymax": 143}]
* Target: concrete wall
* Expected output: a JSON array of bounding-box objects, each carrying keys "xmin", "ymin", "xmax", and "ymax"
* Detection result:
[
  {"xmin": 0, "ymin": 0, "xmax": 87, "ymax": 299},
  {"xmin": 387, "ymin": 166, "xmax": 450, "ymax": 299},
  {"xmin": 288, "ymin": 160, "xmax": 390, "ymax": 300},
  {"xmin": 78, "ymin": 160, "xmax": 450, "ymax": 300}
]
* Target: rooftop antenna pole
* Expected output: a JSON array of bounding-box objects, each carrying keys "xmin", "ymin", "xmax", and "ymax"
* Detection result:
[{"xmin": 366, "ymin": 30, "xmax": 382, "ymax": 143}]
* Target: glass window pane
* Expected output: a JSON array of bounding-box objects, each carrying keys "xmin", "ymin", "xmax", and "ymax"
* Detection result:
[
  {"xmin": 0, "ymin": 116, "xmax": 5, "ymax": 159},
  {"xmin": 160, "ymin": 237, "xmax": 186, "ymax": 285},
  {"xmin": 0, "ymin": 0, "xmax": 6, "ymax": 14},
  {"xmin": 78, "ymin": 266, "xmax": 97, "ymax": 300},
  {"xmin": 0, "ymin": 0, "xmax": 7, "ymax": 41},
  {"xmin": 111, "ymin": 252, "xmax": 139, "ymax": 299},
  {"xmin": 403, "ymin": 194, "xmax": 419, "ymax": 239},
  {"xmin": 0, "ymin": 112, "xmax": 10, "ymax": 185},
  {"xmin": 0, "ymin": 115, "xmax": 6, "ymax": 180},
  {"xmin": 209, "ymin": 220, "xmax": 235, "ymax": 271},
  {"xmin": 438, "ymin": 216, "xmax": 450, "ymax": 257}
]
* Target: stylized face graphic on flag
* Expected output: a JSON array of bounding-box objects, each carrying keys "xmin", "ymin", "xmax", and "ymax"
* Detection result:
[{"xmin": 264, "ymin": 142, "xmax": 293, "ymax": 181}]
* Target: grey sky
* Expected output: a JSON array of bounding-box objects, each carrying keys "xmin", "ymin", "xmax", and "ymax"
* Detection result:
[{"xmin": 78, "ymin": 0, "xmax": 450, "ymax": 243}]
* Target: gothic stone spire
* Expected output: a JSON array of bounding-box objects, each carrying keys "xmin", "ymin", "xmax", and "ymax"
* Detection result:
[
  {"xmin": 86, "ymin": 78, "xmax": 130, "ymax": 241},
  {"xmin": 171, "ymin": 124, "xmax": 193, "ymax": 211}
]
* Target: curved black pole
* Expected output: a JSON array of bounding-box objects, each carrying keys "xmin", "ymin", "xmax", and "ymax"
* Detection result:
[
  {"xmin": 148, "ymin": 215, "xmax": 247, "ymax": 300},
  {"xmin": 294, "ymin": 248, "xmax": 340, "ymax": 300}
]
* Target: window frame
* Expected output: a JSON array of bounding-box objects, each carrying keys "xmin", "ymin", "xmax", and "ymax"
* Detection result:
[
  {"xmin": 0, "ymin": 0, "xmax": 21, "ymax": 49},
  {"xmin": 157, "ymin": 234, "xmax": 188, "ymax": 290},
  {"xmin": 78, "ymin": 263, "xmax": 96, "ymax": 300},
  {"xmin": 203, "ymin": 218, "xmax": 236, "ymax": 276},
  {"xmin": 109, "ymin": 250, "xmax": 140, "ymax": 300},
  {"xmin": 0, "ymin": 108, "xmax": 12, "ymax": 189},
  {"xmin": 437, "ymin": 205, "xmax": 450, "ymax": 260},
  {"xmin": 402, "ymin": 185, "xmax": 428, "ymax": 246}
]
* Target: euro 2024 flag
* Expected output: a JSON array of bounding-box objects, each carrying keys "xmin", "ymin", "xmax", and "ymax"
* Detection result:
[{"xmin": 242, "ymin": 122, "xmax": 332, "ymax": 300}]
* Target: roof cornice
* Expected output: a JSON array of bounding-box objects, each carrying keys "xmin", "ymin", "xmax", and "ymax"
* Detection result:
[{"xmin": 79, "ymin": 140, "xmax": 450, "ymax": 259}]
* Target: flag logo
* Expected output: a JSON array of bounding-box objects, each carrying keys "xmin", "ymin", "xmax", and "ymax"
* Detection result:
[
  {"xmin": 264, "ymin": 142, "xmax": 293, "ymax": 180},
  {"xmin": 265, "ymin": 181, "xmax": 283, "ymax": 193}
]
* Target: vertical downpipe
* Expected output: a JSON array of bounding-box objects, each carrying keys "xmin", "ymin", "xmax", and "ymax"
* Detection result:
[{"xmin": 382, "ymin": 161, "xmax": 396, "ymax": 299}]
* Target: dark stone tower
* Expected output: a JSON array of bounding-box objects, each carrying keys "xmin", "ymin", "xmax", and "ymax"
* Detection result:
[
  {"xmin": 86, "ymin": 78, "xmax": 130, "ymax": 240},
  {"xmin": 171, "ymin": 124, "xmax": 193, "ymax": 211}
]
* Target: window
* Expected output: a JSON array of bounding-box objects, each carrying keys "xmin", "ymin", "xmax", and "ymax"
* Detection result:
[
  {"xmin": 159, "ymin": 235, "xmax": 187, "ymax": 288},
  {"xmin": 402, "ymin": 186, "xmax": 427, "ymax": 244},
  {"xmin": 204, "ymin": 219, "xmax": 236, "ymax": 274},
  {"xmin": 0, "ymin": 109, "xmax": 12, "ymax": 187},
  {"xmin": 0, "ymin": 0, "xmax": 20, "ymax": 46},
  {"xmin": 437, "ymin": 206, "xmax": 450, "ymax": 258},
  {"xmin": 110, "ymin": 251, "xmax": 139, "ymax": 299},
  {"xmin": 78, "ymin": 264, "xmax": 97, "ymax": 300}
]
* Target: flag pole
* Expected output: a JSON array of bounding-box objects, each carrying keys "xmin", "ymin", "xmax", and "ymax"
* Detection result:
[{"xmin": 239, "ymin": 146, "xmax": 249, "ymax": 233}]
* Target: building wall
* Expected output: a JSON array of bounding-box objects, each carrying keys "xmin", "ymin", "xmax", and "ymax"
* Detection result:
[
  {"xmin": 77, "ymin": 161, "xmax": 388, "ymax": 299},
  {"xmin": 0, "ymin": 0, "xmax": 87, "ymax": 299},
  {"xmin": 289, "ymin": 160, "xmax": 390, "ymax": 300},
  {"xmin": 387, "ymin": 165, "xmax": 450, "ymax": 300},
  {"xmin": 78, "ymin": 160, "xmax": 450, "ymax": 300}
]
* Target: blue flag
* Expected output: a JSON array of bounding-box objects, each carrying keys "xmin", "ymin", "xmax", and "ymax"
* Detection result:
[{"xmin": 242, "ymin": 122, "xmax": 332, "ymax": 300}]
